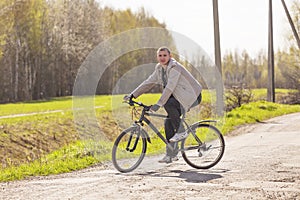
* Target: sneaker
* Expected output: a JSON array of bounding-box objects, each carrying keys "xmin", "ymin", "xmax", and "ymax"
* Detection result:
[
  {"xmin": 169, "ymin": 131, "xmax": 189, "ymax": 142},
  {"xmin": 171, "ymin": 156, "xmax": 179, "ymax": 161},
  {"xmin": 158, "ymin": 155, "xmax": 172, "ymax": 163}
]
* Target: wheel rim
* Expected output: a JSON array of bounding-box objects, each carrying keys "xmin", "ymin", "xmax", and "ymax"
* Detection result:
[{"xmin": 181, "ymin": 124, "xmax": 225, "ymax": 169}]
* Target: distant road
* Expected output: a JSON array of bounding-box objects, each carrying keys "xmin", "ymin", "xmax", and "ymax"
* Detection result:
[{"xmin": 0, "ymin": 106, "xmax": 104, "ymax": 119}]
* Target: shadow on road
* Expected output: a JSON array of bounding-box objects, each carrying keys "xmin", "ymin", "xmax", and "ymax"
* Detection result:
[{"xmin": 135, "ymin": 169, "xmax": 226, "ymax": 183}]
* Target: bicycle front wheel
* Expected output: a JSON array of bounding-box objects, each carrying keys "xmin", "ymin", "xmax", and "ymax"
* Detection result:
[
  {"xmin": 112, "ymin": 126, "xmax": 147, "ymax": 173},
  {"xmin": 181, "ymin": 123, "xmax": 225, "ymax": 169}
]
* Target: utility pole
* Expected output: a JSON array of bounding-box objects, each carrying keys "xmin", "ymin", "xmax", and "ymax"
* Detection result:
[
  {"xmin": 281, "ymin": 0, "xmax": 300, "ymax": 49},
  {"xmin": 268, "ymin": 0, "xmax": 275, "ymax": 102},
  {"xmin": 212, "ymin": 0, "xmax": 224, "ymax": 116}
]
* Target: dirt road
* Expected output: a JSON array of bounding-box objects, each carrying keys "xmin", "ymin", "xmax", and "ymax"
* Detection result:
[{"xmin": 1, "ymin": 113, "xmax": 300, "ymax": 200}]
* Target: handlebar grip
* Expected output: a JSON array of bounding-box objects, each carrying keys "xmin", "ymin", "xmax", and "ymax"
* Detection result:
[
  {"xmin": 129, "ymin": 98, "xmax": 134, "ymax": 106},
  {"xmin": 144, "ymin": 105, "xmax": 151, "ymax": 111}
]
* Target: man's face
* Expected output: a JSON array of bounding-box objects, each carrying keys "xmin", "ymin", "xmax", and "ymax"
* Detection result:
[{"xmin": 157, "ymin": 50, "xmax": 171, "ymax": 65}]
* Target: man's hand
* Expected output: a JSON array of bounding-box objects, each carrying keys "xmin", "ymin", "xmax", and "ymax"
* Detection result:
[
  {"xmin": 123, "ymin": 94, "xmax": 133, "ymax": 101},
  {"xmin": 150, "ymin": 104, "xmax": 160, "ymax": 112}
]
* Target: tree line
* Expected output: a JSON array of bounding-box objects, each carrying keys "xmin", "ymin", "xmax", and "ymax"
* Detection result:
[
  {"xmin": 0, "ymin": 0, "xmax": 299, "ymax": 103},
  {"xmin": 0, "ymin": 0, "xmax": 169, "ymax": 103}
]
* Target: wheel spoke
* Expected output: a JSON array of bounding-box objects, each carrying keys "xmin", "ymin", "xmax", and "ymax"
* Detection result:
[{"xmin": 181, "ymin": 123, "xmax": 225, "ymax": 169}]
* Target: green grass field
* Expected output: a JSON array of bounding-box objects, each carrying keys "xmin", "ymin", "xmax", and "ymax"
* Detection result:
[{"xmin": 0, "ymin": 90, "xmax": 299, "ymax": 182}]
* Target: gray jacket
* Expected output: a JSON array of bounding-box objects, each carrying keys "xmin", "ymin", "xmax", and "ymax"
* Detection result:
[{"xmin": 131, "ymin": 58, "xmax": 202, "ymax": 111}]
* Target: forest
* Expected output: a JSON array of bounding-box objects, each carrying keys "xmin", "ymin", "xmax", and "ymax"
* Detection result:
[{"xmin": 0, "ymin": 0, "xmax": 299, "ymax": 103}]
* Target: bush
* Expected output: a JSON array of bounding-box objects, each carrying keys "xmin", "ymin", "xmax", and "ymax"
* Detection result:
[{"xmin": 225, "ymin": 85, "xmax": 253, "ymax": 111}]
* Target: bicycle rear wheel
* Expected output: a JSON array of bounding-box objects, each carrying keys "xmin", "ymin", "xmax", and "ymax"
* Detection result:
[
  {"xmin": 181, "ymin": 123, "xmax": 225, "ymax": 169},
  {"xmin": 112, "ymin": 125, "xmax": 147, "ymax": 173}
]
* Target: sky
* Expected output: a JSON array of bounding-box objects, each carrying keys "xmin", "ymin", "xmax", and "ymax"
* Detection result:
[{"xmin": 99, "ymin": 0, "xmax": 295, "ymax": 58}]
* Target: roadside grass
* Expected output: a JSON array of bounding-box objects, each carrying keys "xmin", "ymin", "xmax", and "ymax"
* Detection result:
[
  {"xmin": 0, "ymin": 140, "xmax": 112, "ymax": 182},
  {"xmin": 0, "ymin": 90, "xmax": 299, "ymax": 182},
  {"xmin": 220, "ymin": 101, "xmax": 300, "ymax": 134}
]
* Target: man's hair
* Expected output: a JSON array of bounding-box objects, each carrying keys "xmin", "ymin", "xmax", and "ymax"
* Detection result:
[{"xmin": 157, "ymin": 46, "xmax": 171, "ymax": 54}]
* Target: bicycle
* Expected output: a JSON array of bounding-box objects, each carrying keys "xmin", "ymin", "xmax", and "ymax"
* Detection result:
[{"xmin": 112, "ymin": 99, "xmax": 225, "ymax": 173}]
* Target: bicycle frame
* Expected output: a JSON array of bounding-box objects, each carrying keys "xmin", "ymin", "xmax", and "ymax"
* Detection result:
[
  {"xmin": 128, "ymin": 99, "xmax": 217, "ymax": 154},
  {"xmin": 134, "ymin": 105, "xmax": 177, "ymax": 152}
]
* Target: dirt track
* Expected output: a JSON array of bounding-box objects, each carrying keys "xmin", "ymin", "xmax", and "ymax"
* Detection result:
[{"xmin": 1, "ymin": 113, "xmax": 300, "ymax": 200}]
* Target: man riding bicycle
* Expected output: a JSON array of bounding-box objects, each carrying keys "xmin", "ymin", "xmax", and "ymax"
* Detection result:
[{"xmin": 124, "ymin": 46, "xmax": 202, "ymax": 163}]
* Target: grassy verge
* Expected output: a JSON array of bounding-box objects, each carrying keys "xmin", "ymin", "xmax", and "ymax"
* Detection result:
[
  {"xmin": 0, "ymin": 92, "xmax": 299, "ymax": 182},
  {"xmin": 0, "ymin": 140, "xmax": 112, "ymax": 181},
  {"xmin": 221, "ymin": 101, "xmax": 300, "ymax": 134}
]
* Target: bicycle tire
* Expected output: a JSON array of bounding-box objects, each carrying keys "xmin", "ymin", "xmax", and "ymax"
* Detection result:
[
  {"xmin": 112, "ymin": 126, "xmax": 147, "ymax": 173},
  {"xmin": 181, "ymin": 123, "xmax": 225, "ymax": 169}
]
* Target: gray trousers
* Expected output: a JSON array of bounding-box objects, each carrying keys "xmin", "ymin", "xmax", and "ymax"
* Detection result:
[{"xmin": 163, "ymin": 94, "xmax": 202, "ymax": 157}]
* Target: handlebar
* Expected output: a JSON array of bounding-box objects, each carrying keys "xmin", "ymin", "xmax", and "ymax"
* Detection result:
[
  {"xmin": 124, "ymin": 99, "xmax": 151, "ymax": 111},
  {"xmin": 124, "ymin": 98, "xmax": 169, "ymax": 119}
]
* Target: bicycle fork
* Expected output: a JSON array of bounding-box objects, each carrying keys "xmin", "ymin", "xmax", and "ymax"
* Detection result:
[{"xmin": 126, "ymin": 125, "xmax": 141, "ymax": 152}]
